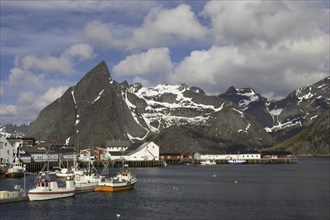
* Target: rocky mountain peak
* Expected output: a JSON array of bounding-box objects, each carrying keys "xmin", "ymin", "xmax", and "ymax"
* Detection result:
[{"xmin": 22, "ymin": 61, "xmax": 328, "ymax": 154}]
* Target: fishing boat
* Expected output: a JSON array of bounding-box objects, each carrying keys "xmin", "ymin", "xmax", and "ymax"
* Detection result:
[
  {"xmin": 228, "ymin": 159, "xmax": 246, "ymax": 165},
  {"xmin": 75, "ymin": 161, "xmax": 103, "ymax": 188},
  {"xmin": 96, "ymin": 148, "xmax": 137, "ymax": 192},
  {"xmin": 95, "ymin": 170, "xmax": 137, "ymax": 192},
  {"xmin": 0, "ymin": 163, "xmax": 8, "ymax": 175},
  {"xmin": 5, "ymin": 157, "xmax": 24, "ymax": 178},
  {"xmin": 200, "ymin": 160, "xmax": 216, "ymax": 166},
  {"xmin": 28, "ymin": 160, "xmax": 75, "ymax": 201}
]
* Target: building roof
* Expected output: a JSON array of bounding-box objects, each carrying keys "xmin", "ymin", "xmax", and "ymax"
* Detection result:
[{"xmin": 125, "ymin": 142, "xmax": 153, "ymax": 156}]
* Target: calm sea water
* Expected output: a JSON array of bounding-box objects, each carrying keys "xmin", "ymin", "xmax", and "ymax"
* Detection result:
[{"xmin": 0, "ymin": 157, "xmax": 329, "ymax": 220}]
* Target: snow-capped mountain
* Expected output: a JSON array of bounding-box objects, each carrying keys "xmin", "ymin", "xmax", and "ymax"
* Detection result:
[
  {"xmin": 25, "ymin": 61, "xmax": 274, "ymax": 153},
  {"xmin": 219, "ymin": 77, "xmax": 330, "ymax": 143},
  {"xmin": 2, "ymin": 61, "xmax": 326, "ymax": 154}
]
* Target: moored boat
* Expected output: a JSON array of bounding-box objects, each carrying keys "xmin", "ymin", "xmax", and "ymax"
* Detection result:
[
  {"xmin": 75, "ymin": 162, "xmax": 103, "ymax": 188},
  {"xmin": 5, "ymin": 157, "xmax": 24, "ymax": 178},
  {"xmin": 200, "ymin": 160, "xmax": 216, "ymax": 166},
  {"xmin": 95, "ymin": 170, "xmax": 137, "ymax": 192},
  {"xmin": 28, "ymin": 161, "xmax": 75, "ymax": 201},
  {"xmin": 228, "ymin": 159, "xmax": 246, "ymax": 165}
]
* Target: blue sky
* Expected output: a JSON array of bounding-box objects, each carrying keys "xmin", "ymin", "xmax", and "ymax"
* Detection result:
[{"xmin": 0, "ymin": 0, "xmax": 329, "ymax": 125}]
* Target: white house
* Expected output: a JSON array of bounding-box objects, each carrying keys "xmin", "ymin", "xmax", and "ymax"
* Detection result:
[
  {"xmin": 0, "ymin": 136, "xmax": 14, "ymax": 164},
  {"xmin": 126, "ymin": 142, "xmax": 159, "ymax": 161},
  {"xmin": 106, "ymin": 141, "xmax": 160, "ymax": 161}
]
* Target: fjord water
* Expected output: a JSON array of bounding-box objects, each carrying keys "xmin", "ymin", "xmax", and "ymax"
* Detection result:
[{"xmin": 0, "ymin": 157, "xmax": 329, "ymax": 220}]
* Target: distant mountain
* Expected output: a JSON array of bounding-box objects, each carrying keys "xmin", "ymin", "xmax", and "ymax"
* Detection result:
[
  {"xmin": 2, "ymin": 61, "xmax": 327, "ymax": 155},
  {"xmin": 26, "ymin": 61, "xmax": 274, "ymax": 152},
  {"xmin": 219, "ymin": 77, "xmax": 330, "ymax": 143},
  {"xmin": 0, "ymin": 124, "xmax": 29, "ymax": 138},
  {"xmin": 268, "ymin": 109, "xmax": 330, "ymax": 156}
]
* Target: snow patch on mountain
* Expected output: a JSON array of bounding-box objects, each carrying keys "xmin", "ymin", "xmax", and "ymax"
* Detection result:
[
  {"xmin": 237, "ymin": 89, "xmax": 260, "ymax": 110},
  {"xmin": 126, "ymin": 84, "xmax": 225, "ymax": 132},
  {"xmin": 92, "ymin": 89, "xmax": 104, "ymax": 104}
]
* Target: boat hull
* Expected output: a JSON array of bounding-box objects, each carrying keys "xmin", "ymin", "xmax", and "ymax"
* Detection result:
[
  {"xmin": 28, "ymin": 190, "xmax": 75, "ymax": 201},
  {"xmin": 5, "ymin": 172, "xmax": 24, "ymax": 178},
  {"xmin": 95, "ymin": 183, "xmax": 135, "ymax": 192},
  {"xmin": 228, "ymin": 161, "xmax": 246, "ymax": 165}
]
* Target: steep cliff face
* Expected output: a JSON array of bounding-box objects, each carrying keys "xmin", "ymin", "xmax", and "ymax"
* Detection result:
[{"xmin": 27, "ymin": 61, "xmax": 147, "ymax": 147}]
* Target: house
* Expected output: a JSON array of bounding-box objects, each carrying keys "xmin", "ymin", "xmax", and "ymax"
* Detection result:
[
  {"xmin": 19, "ymin": 146, "xmax": 59, "ymax": 163},
  {"xmin": 160, "ymin": 153, "xmax": 182, "ymax": 163},
  {"xmin": 6, "ymin": 138, "xmax": 23, "ymax": 156},
  {"xmin": 22, "ymin": 137, "xmax": 36, "ymax": 147},
  {"xmin": 94, "ymin": 147, "xmax": 108, "ymax": 161},
  {"xmin": 261, "ymin": 151, "xmax": 293, "ymax": 159},
  {"xmin": 102, "ymin": 141, "xmax": 160, "ymax": 162},
  {"xmin": 125, "ymin": 142, "xmax": 159, "ymax": 161},
  {"xmin": 183, "ymin": 152, "xmax": 194, "ymax": 160},
  {"xmin": 0, "ymin": 135, "xmax": 14, "ymax": 164}
]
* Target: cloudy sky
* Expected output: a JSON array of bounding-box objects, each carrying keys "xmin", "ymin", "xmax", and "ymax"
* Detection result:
[{"xmin": 0, "ymin": 0, "xmax": 329, "ymax": 125}]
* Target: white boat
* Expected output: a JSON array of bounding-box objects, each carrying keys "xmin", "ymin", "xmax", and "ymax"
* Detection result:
[
  {"xmin": 200, "ymin": 160, "xmax": 216, "ymax": 165},
  {"xmin": 5, "ymin": 157, "xmax": 24, "ymax": 178},
  {"xmin": 55, "ymin": 157, "xmax": 84, "ymax": 178},
  {"xmin": 75, "ymin": 162, "xmax": 103, "ymax": 188},
  {"xmin": 228, "ymin": 159, "xmax": 246, "ymax": 165},
  {"xmin": 28, "ymin": 163, "xmax": 75, "ymax": 201},
  {"xmin": 95, "ymin": 170, "xmax": 137, "ymax": 192}
]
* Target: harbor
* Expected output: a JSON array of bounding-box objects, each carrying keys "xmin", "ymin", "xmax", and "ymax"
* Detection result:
[{"xmin": 0, "ymin": 157, "xmax": 328, "ymax": 220}]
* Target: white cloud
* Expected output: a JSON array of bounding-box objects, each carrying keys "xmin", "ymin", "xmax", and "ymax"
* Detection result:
[
  {"xmin": 131, "ymin": 4, "xmax": 207, "ymax": 49},
  {"xmin": 84, "ymin": 4, "xmax": 207, "ymax": 50},
  {"xmin": 15, "ymin": 43, "xmax": 94, "ymax": 75},
  {"xmin": 132, "ymin": 77, "xmax": 152, "ymax": 87},
  {"xmin": 8, "ymin": 67, "xmax": 43, "ymax": 88},
  {"xmin": 168, "ymin": 33, "xmax": 329, "ymax": 97},
  {"xmin": 0, "ymin": 86, "xmax": 68, "ymax": 125},
  {"xmin": 202, "ymin": 1, "xmax": 329, "ymax": 46},
  {"xmin": 113, "ymin": 48, "xmax": 172, "ymax": 76}
]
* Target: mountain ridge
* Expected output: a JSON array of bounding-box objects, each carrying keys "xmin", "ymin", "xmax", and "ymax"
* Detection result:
[{"xmin": 2, "ymin": 61, "xmax": 329, "ymax": 155}]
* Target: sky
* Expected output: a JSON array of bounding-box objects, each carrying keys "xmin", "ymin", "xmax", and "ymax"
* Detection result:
[{"xmin": 0, "ymin": 0, "xmax": 329, "ymax": 126}]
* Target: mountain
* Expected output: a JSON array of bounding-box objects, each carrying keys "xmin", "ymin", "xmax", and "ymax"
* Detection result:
[
  {"xmin": 219, "ymin": 77, "xmax": 330, "ymax": 143},
  {"xmin": 3, "ymin": 61, "xmax": 327, "ymax": 155},
  {"xmin": 26, "ymin": 61, "xmax": 274, "ymax": 152},
  {"xmin": 0, "ymin": 124, "xmax": 29, "ymax": 138},
  {"xmin": 268, "ymin": 109, "xmax": 330, "ymax": 156}
]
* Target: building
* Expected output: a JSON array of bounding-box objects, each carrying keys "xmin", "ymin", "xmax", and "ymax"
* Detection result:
[
  {"xmin": 102, "ymin": 141, "xmax": 160, "ymax": 162},
  {"xmin": 0, "ymin": 135, "xmax": 14, "ymax": 164},
  {"xmin": 261, "ymin": 151, "xmax": 293, "ymax": 159},
  {"xmin": 19, "ymin": 146, "xmax": 59, "ymax": 163},
  {"xmin": 194, "ymin": 150, "xmax": 262, "ymax": 161},
  {"xmin": 160, "ymin": 153, "xmax": 182, "ymax": 163},
  {"xmin": 94, "ymin": 147, "xmax": 108, "ymax": 161},
  {"xmin": 125, "ymin": 142, "xmax": 159, "ymax": 161}
]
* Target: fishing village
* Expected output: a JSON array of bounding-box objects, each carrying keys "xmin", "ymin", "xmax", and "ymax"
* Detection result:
[{"xmin": 0, "ymin": 135, "xmax": 296, "ymax": 204}]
